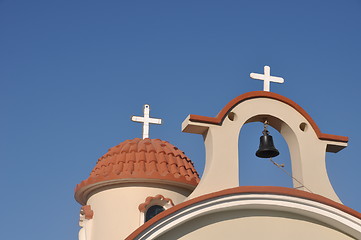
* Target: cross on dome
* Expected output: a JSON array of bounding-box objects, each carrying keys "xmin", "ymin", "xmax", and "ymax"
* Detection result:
[
  {"xmin": 250, "ymin": 65, "xmax": 284, "ymax": 92},
  {"xmin": 131, "ymin": 104, "xmax": 162, "ymax": 139}
]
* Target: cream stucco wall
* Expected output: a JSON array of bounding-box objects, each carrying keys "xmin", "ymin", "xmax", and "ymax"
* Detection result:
[
  {"xmin": 86, "ymin": 182, "xmax": 192, "ymax": 240},
  {"xmin": 183, "ymin": 97, "xmax": 346, "ymax": 202},
  {"xmin": 132, "ymin": 191, "xmax": 361, "ymax": 239},
  {"xmin": 157, "ymin": 209, "xmax": 354, "ymax": 240}
]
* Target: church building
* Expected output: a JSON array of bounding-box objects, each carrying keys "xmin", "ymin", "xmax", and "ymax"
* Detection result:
[{"xmin": 74, "ymin": 66, "xmax": 361, "ymax": 239}]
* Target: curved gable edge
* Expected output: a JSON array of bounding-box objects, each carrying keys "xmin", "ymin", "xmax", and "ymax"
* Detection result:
[
  {"xmin": 126, "ymin": 186, "xmax": 361, "ymax": 240},
  {"xmin": 186, "ymin": 91, "xmax": 348, "ymax": 149}
]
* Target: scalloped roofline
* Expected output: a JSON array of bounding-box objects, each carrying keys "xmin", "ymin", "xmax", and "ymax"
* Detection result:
[
  {"xmin": 188, "ymin": 91, "xmax": 348, "ymax": 143},
  {"xmin": 74, "ymin": 138, "xmax": 200, "ymax": 205}
]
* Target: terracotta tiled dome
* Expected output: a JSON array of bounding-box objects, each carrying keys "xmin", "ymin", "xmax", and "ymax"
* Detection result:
[{"xmin": 75, "ymin": 138, "xmax": 200, "ymax": 204}]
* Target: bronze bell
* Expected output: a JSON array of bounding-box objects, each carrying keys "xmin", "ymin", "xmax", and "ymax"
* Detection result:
[{"xmin": 256, "ymin": 121, "xmax": 280, "ymax": 158}]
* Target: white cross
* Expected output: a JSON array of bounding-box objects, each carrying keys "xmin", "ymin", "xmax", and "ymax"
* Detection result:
[
  {"xmin": 250, "ymin": 66, "xmax": 284, "ymax": 92},
  {"xmin": 131, "ymin": 104, "xmax": 162, "ymax": 139}
]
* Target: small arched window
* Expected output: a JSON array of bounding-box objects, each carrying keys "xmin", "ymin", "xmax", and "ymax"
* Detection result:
[
  {"xmin": 138, "ymin": 195, "xmax": 174, "ymax": 224},
  {"xmin": 145, "ymin": 205, "xmax": 165, "ymax": 222}
]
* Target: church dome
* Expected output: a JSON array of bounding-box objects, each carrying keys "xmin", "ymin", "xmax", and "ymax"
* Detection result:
[{"xmin": 75, "ymin": 138, "xmax": 200, "ymax": 204}]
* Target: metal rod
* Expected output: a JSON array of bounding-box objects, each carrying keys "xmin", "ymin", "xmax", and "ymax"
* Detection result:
[{"xmin": 269, "ymin": 158, "xmax": 313, "ymax": 193}]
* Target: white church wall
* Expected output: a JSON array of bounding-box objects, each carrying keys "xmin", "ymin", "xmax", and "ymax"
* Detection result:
[
  {"xmin": 129, "ymin": 191, "xmax": 361, "ymax": 239},
  {"xmin": 86, "ymin": 182, "xmax": 191, "ymax": 240},
  {"xmin": 157, "ymin": 209, "xmax": 354, "ymax": 240}
]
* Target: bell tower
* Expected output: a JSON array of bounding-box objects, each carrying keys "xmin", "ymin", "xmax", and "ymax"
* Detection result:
[
  {"xmin": 182, "ymin": 69, "xmax": 347, "ymax": 202},
  {"xmin": 123, "ymin": 66, "xmax": 361, "ymax": 240}
]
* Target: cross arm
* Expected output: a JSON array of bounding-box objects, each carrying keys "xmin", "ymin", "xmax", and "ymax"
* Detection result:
[
  {"xmin": 131, "ymin": 116, "xmax": 145, "ymax": 123},
  {"xmin": 250, "ymin": 73, "xmax": 266, "ymax": 80},
  {"xmin": 269, "ymin": 76, "xmax": 284, "ymax": 83},
  {"xmin": 148, "ymin": 118, "xmax": 162, "ymax": 124}
]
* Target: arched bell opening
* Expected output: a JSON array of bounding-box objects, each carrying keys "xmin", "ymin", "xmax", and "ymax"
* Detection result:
[
  {"xmin": 238, "ymin": 120, "xmax": 293, "ymax": 188},
  {"xmin": 183, "ymin": 93, "xmax": 346, "ymax": 202}
]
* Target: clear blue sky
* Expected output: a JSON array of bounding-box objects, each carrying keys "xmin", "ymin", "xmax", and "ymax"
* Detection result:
[{"xmin": 1, "ymin": 1, "xmax": 360, "ymax": 239}]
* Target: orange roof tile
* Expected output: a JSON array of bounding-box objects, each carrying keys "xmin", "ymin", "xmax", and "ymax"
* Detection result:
[{"xmin": 75, "ymin": 138, "xmax": 200, "ymax": 204}]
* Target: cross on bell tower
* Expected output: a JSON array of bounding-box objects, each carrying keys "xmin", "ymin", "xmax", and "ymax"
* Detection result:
[
  {"xmin": 250, "ymin": 65, "xmax": 285, "ymax": 92},
  {"xmin": 131, "ymin": 104, "xmax": 162, "ymax": 139}
]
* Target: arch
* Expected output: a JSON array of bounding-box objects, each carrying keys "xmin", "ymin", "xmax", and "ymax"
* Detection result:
[
  {"xmin": 145, "ymin": 205, "xmax": 165, "ymax": 222},
  {"xmin": 238, "ymin": 121, "xmax": 293, "ymax": 188},
  {"xmin": 182, "ymin": 91, "xmax": 348, "ymax": 202},
  {"xmin": 240, "ymin": 114, "xmax": 306, "ymax": 191},
  {"xmin": 138, "ymin": 194, "xmax": 175, "ymax": 224},
  {"xmin": 126, "ymin": 186, "xmax": 361, "ymax": 240},
  {"xmin": 186, "ymin": 91, "xmax": 348, "ymax": 144}
]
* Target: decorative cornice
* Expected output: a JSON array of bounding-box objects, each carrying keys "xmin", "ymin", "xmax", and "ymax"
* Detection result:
[
  {"xmin": 80, "ymin": 205, "xmax": 94, "ymax": 220},
  {"xmin": 138, "ymin": 194, "xmax": 175, "ymax": 212},
  {"xmin": 188, "ymin": 91, "xmax": 348, "ymax": 143}
]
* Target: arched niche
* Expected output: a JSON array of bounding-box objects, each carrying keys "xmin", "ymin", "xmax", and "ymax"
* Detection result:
[
  {"xmin": 182, "ymin": 91, "xmax": 348, "ymax": 202},
  {"xmin": 238, "ymin": 118, "xmax": 292, "ymax": 188}
]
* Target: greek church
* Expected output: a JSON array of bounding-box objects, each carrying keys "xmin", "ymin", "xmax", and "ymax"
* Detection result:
[{"xmin": 74, "ymin": 66, "xmax": 361, "ymax": 239}]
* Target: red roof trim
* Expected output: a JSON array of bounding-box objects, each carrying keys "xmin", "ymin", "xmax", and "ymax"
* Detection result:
[
  {"xmin": 138, "ymin": 194, "xmax": 175, "ymax": 212},
  {"xmin": 189, "ymin": 91, "xmax": 348, "ymax": 143},
  {"xmin": 126, "ymin": 186, "xmax": 361, "ymax": 239},
  {"xmin": 75, "ymin": 138, "xmax": 200, "ymax": 204},
  {"xmin": 81, "ymin": 205, "xmax": 94, "ymax": 220}
]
